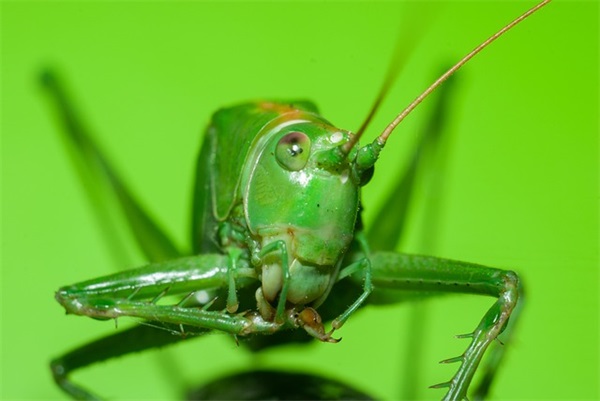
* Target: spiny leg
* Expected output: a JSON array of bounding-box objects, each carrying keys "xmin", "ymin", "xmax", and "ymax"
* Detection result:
[
  {"xmin": 362, "ymin": 252, "xmax": 520, "ymax": 400},
  {"xmin": 52, "ymin": 253, "xmax": 258, "ymax": 399},
  {"xmin": 58, "ymin": 271, "xmax": 314, "ymax": 346},
  {"xmin": 470, "ymin": 286, "xmax": 524, "ymax": 400}
]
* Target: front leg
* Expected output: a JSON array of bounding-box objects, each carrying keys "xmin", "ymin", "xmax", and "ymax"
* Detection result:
[
  {"xmin": 52, "ymin": 253, "xmax": 260, "ymax": 400},
  {"xmin": 330, "ymin": 232, "xmax": 373, "ymax": 331},
  {"xmin": 365, "ymin": 252, "xmax": 520, "ymax": 400},
  {"xmin": 57, "ymin": 254, "xmax": 234, "ymax": 305},
  {"xmin": 56, "ymin": 254, "xmax": 264, "ymax": 331}
]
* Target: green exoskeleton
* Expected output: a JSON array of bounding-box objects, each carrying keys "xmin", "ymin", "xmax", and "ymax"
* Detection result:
[{"xmin": 45, "ymin": 1, "xmax": 550, "ymax": 400}]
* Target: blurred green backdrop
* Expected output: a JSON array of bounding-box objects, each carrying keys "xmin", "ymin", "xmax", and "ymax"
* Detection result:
[{"xmin": 2, "ymin": 1, "xmax": 598, "ymax": 400}]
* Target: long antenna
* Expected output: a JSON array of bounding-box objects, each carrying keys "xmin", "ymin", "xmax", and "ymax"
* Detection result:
[
  {"xmin": 354, "ymin": 4, "xmax": 436, "ymax": 139},
  {"xmin": 343, "ymin": 0, "xmax": 550, "ymax": 153}
]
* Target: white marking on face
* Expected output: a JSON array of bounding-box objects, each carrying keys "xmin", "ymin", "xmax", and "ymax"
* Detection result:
[{"xmin": 329, "ymin": 132, "xmax": 344, "ymax": 144}]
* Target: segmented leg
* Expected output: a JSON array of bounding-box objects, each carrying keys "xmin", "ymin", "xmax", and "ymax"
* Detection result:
[
  {"xmin": 363, "ymin": 252, "xmax": 520, "ymax": 400},
  {"xmin": 51, "ymin": 253, "xmax": 258, "ymax": 399},
  {"xmin": 331, "ymin": 232, "xmax": 373, "ymax": 331},
  {"xmin": 470, "ymin": 287, "xmax": 524, "ymax": 400},
  {"xmin": 225, "ymin": 247, "xmax": 245, "ymax": 313}
]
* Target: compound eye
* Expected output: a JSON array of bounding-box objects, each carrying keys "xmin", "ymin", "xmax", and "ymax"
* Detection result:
[{"xmin": 275, "ymin": 131, "xmax": 311, "ymax": 171}]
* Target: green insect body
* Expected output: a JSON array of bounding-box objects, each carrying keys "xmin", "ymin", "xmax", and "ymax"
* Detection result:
[
  {"xmin": 50, "ymin": 92, "xmax": 514, "ymax": 400},
  {"xmin": 46, "ymin": 1, "xmax": 551, "ymax": 400},
  {"xmin": 57, "ymin": 100, "xmax": 380, "ymax": 343}
]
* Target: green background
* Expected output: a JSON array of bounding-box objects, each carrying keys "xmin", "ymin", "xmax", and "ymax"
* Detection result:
[{"xmin": 2, "ymin": 1, "xmax": 598, "ymax": 400}]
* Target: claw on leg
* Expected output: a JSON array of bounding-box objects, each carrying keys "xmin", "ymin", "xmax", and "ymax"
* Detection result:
[{"xmin": 295, "ymin": 307, "xmax": 340, "ymax": 343}]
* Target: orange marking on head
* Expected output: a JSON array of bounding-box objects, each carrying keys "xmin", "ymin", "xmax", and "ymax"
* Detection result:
[{"xmin": 258, "ymin": 102, "xmax": 302, "ymax": 118}]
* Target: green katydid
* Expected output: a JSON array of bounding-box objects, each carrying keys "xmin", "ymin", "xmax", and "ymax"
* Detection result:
[{"xmin": 43, "ymin": 1, "xmax": 550, "ymax": 400}]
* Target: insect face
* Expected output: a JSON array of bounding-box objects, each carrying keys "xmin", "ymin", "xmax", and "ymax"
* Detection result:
[{"xmin": 243, "ymin": 114, "xmax": 360, "ymax": 309}]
